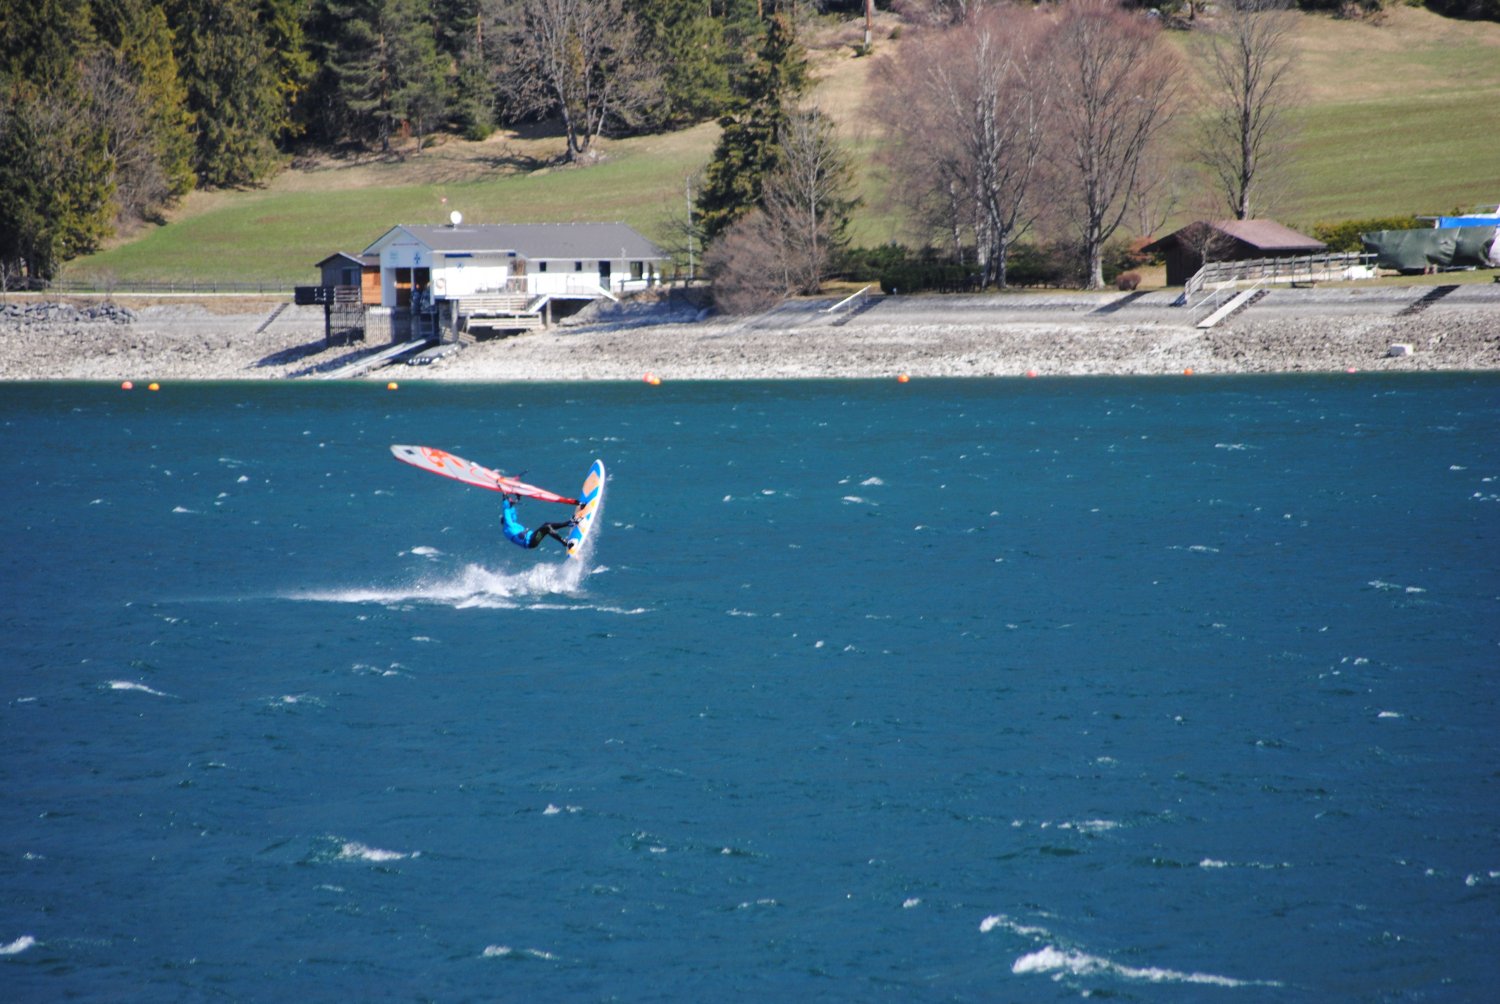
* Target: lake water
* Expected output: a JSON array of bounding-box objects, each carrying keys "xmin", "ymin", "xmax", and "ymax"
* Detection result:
[{"xmin": 2, "ymin": 375, "xmax": 1497, "ymax": 1001}]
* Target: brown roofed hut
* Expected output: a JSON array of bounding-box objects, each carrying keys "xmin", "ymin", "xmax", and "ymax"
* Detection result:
[{"xmin": 1144, "ymin": 220, "xmax": 1326, "ymax": 287}]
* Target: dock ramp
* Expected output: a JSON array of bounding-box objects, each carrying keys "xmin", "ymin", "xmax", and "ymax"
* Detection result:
[{"xmin": 315, "ymin": 339, "xmax": 435, "ymax": 379}]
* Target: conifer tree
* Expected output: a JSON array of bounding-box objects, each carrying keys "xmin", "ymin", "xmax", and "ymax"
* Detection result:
[
  {"xmin": 321, "ymin": 0, "xmax": 449, "ymax": 152},
  {"xmin": 165, "ymin": 0, "xmax": 289, "ymax": 186},
  {"xmin": 0, "ymin": 0, "xmax": 116, "ymax": 279},
  {"xmin": 93, "ymin": 0, "xmax": 196, "ymax": 207},
  {"xmin": 696, "ymin": 12, "xmax": 808, "ymax": 242},
  {"xmin": 259, "ymin": 0, "xmax": 317, "ymax": 145},
  {"xmin": 630, "ymin": 0, "xmax": 733, "ymax": 129}
]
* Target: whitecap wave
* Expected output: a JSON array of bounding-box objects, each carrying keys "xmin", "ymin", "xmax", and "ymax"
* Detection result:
[
  {"xmin": 984, "ymin": 912, "xmax": 1280, "ymax": 989},
  {"xmin": 291, "ymin": 560, "xmax": 587, "ymax": 609},
  {"xmin": 0, "ymin": 935, "xmax": 36, "ymax": 955},
  {"xmin": 337, "ymin": 841, "xmax": 415, "ymax": 863},
  {"xmin": 108, "ymin": 680, "xmax": 171, "ymax": 697},
  {"xmin": 1011, "ymin": 946, "xmax": 1278, "ymax": 988},
  {"xmin": 482, "ymin": 945, "xmax": 560, "ymax": 961}
]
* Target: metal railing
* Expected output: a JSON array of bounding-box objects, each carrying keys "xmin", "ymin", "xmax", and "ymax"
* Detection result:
[
  {"xmin": 823, "ymin": 284, "xmax": 874, "ymax": 314},
  {"xmin": 19, "ymin": 277, "xmax": 302, "ymax": 296},
  {"xmin": 1183, "ymin": 251, "xmax": 1375, "ymax": 300},
  {"xmin": 1194, "ymin": 277, "xmax": 1267, "ymax": 327}
]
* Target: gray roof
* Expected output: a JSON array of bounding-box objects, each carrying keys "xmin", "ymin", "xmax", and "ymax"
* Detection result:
[{"xmin": 375, "ymin": 223, "xmax": 667, "ymax": 260}]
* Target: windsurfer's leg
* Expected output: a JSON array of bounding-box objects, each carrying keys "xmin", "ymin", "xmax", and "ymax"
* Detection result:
[{"xmin": 539, "ymin": 522, "xmax": 572, "ymax": 548}]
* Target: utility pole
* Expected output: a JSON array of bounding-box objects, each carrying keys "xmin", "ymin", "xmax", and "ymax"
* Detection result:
[
  {"xmin": 686, "ymin": 177, "xmax": 696, "ymax": 283},
  {"xmin": 865, "ymin": 0, "xmax": 873, "ymax": 50}
]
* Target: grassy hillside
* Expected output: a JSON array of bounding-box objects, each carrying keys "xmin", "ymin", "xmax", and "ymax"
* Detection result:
[{"xmin": 63, "ymin": 7, "xmax": 1500, "ymax": 286}]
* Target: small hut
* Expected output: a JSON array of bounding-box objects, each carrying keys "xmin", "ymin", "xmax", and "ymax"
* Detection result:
[
  {"xmin": 1144, "ymin": 220, "xmax": 1326, "ymax": 287},
  {"xmin": 315, "ymin": 252, "xmax": 380, "ymax": 305}
]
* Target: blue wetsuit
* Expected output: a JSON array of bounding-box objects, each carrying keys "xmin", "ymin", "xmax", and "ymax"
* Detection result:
[{"xmin": 500, "ymin": 495, "xmax": 572, "ymax": 550}]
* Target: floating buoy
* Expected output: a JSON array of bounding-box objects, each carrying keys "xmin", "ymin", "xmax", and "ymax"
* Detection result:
[
  {"xmin": 148, "ymin": 382, "xmax": 160, "ymax": 391},
  {"xmin": 1346, "ymin": 367, "xmax": 1358, "ymax": 374},
  {"xmin": 1183, "ymin": 368, "xmax": 1194, "ymax": 376},
  {"xmin": 387, "ymin": 381, "xmax": 399, "ymax": 390},
  {"xmin": 120, "ymin": 380, "xmax": 133, "ymax": 391},
  {"xmin": 897, "ymin": 373, "xmax": 909, "ymax": 383},
  {"xmin": 643, "ymin": 372, "xmax": 656, "ymax": 384},
  {"xmin": 1025, "ymin": 369, "xmax": 1038, "ymax": 379}
]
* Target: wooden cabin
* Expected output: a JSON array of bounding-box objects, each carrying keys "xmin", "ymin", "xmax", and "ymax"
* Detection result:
[
  {"xmin": 1144, "ymin": 220, "xmax": 1327, "ymax": 287},
  {"xmin": 315, "ymin": 252, "xmax": 380, "ymax": 305}
]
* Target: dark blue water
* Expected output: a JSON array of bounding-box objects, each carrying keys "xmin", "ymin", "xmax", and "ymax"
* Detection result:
[{"xmin": 2, "ymin": 376, "xmax": 1497, "ymax": 1001}]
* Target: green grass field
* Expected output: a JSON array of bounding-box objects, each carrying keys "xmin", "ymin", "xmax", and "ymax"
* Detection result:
[{"xmin": 63, "ymin": 7, "xmax": 1500, "ymax": 286}]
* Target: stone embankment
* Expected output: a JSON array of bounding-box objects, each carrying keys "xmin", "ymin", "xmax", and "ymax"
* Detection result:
[{"xmin": 1, "ymin": 284, "xmax": 1496, "ymax": 381}]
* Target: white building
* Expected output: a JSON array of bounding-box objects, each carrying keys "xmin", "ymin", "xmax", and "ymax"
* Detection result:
[{"xmin": 361, "ymin": 221, "xmax": 669, "ymax": 310}]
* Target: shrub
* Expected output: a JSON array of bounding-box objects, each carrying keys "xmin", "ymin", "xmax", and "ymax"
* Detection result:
[
  {"xmin": 1311, "ymin": 215, "xmax": 1423, "ymax": 252},
  {"xmin": 1424, "ymin": 0, "xmax": 1500, "ymax": 19}
]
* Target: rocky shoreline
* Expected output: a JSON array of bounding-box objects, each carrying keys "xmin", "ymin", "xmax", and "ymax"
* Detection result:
[{"xmin": 1, "ymin": 284, "xmax": 1497, "ymax": 382}]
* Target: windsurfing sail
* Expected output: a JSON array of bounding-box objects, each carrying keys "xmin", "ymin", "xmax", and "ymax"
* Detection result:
[
  {"xmin": 390, "ymin": 445, "xmax": 577, "ymax": 505},
  {"xmin": 564, "ymin": 459, "xmax": 606, "ymax": 559}
]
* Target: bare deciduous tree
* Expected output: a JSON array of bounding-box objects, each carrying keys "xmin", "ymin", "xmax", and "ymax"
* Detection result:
[
  {"xmin": 494, "ymin": 0, "xmax": 661, "ymax": 163},
  {"xmin": 869, "ymin": 6, "xmax": 1050, "ymax": 287},
  {"xmin": 759, "ymin": 106, "xmax": 858, "ymax": 294},
  {"xmin": 1046, "ymin": 0, "xmax": 1183, "ymax": 289},
  {"xmin": 705, "ymin": 105, "xmax": 859, "ymax": 309},
  {"xmin": 889, "ymin": 0, "xmax": 1006, "ymax": 26},
  {"xmin": 703, "ymin": 208, "xmax": 787, "ymax": 315},
  {"xmin": 1196, "ymin": 0, "xmax": 1299, "ymax": 220}
]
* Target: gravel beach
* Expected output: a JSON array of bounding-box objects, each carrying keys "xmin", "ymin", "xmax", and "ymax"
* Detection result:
[{"xmin": 2, "ymin": 284, "xmax": 1497, "ymax": 382}]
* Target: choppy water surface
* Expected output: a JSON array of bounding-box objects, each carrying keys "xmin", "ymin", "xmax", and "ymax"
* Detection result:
[{"xmin": 2, "ymin": 376, "xmax": 1497, "ymax": 1001}]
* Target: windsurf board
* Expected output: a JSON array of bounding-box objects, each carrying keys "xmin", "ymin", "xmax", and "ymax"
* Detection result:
[{"xmin": 564, "ymin": 459, "xmax": 606, "ymax": 559}]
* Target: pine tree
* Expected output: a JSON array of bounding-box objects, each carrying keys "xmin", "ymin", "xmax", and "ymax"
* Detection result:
[
  {"xmin": 696, "ymin": 12, "xmax": 808, "ymax": 242},
  {"xmin": 0, "ymin": 0, "xmax": 98, "ymax": 86},
  {"xmin": 630, "ymin": 0, "xmax": 733, "ymax": 129},
  {"xmin": 0, "ymin": 0, "xmax": 116, "ymax": 279},
  {"xmin": 165, "ymin": 0, "xmax": 289, "ymax": 186},
  {"xmin": 0, "ymin": 90, "xmax": 117, "ymax": 280},
  {"xmin": 93, "ymin": 0, "xmax": 196, "ymax": 206},
  {"xmin": 320, "ymin": 0, "xmax": 448, "ymax": 152},
  {"xmin": 259, "ymin": 0, "xmax": 317, "ymax": 145}
]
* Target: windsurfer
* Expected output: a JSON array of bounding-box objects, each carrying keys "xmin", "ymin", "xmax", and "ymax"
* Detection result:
[{"xmin": 500, "ymin": 492, "xmax": 575, "ymax": 551}]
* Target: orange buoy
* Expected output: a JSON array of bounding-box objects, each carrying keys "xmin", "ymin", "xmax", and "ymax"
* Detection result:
[
  {"xmin": 120, "ymin": 381, "xmax": 134, "ymax": 390},
  {"xmin": 897, "ymin": 373, "xmax": 910, "ymax": 383},
  {"xmin": 1183, "ymin": 368, "xmax": 1195, "ymax": 376},
  {"xmin": 148, "ymin": 382, "xmax": 160, "ymax": 391},
  {"xmin": 387, "ymin": 381, "xmax": 399, "ymax": 390}
]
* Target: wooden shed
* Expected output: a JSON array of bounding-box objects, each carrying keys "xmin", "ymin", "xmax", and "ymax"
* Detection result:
[
  {"xmin": 315, "ymin": 252, "xmax": 381, "ymax": 305},
  {"xmin": 1144, "ymin": 220, "xmax": 1327, "ymax": 287}
]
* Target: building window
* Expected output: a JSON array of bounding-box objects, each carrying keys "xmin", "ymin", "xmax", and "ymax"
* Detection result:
[
  {"xmin": 574, "ymin": 261, "xmax": 583, "ymax": 271},
  {"xmin": 630, "ymin": 261, "xmax": 644, "ymax": 280},
  {"xmin": 539, "ymin": 261, "xmax": 548, "ymax": 272}
]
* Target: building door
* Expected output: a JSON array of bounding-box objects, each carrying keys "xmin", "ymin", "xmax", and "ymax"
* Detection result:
[{"xmin": 598, "ymin": 260, "xmax": 611, "ymax": 290}]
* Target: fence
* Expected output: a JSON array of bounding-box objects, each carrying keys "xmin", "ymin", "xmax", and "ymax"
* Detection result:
[
  {"xmin": 11, "ymin": 278, "xmax": 302, "ymax": 297},
  {"xmin": 1183, "ymin": 251, "xmax": 1376, "ymax": 300}
]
